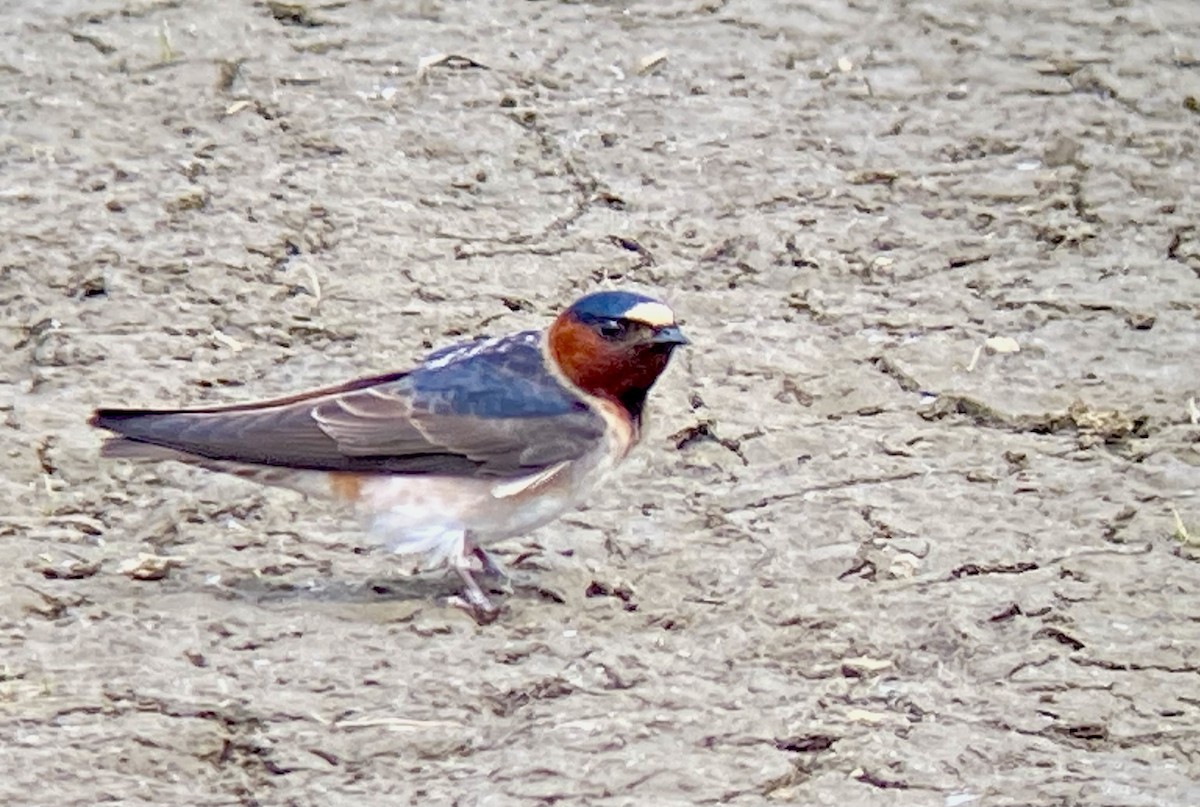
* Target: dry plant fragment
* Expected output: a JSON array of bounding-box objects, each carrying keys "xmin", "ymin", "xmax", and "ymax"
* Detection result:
[
  {"xmin": 33, "ymin": 553, "xmax": 101, "ymax": 580},
  {"xmin": 985, "ymin": 335, "xmax": 1020, "ymax": 354},
  {"xmin": 266, "ymin": 1, "xmax": 331, "ymax": 27},
  {"xmin": 967, "ymin": 335, "xmax": 1020, "ymax": 372},
  {"xmin": 637, "ymin": 49, "xmax": 670, "ymax": 75},
  {"xmin": 210, "ymin": 330, "xmax": 245, "ymax": 352},
  {"xmin": 69, "ymin": 31, "xmax": 117, "ymax": 56},
  {"xmin": 157, "ymin": 19, "xmax": 176, "ymax": 63},
  {"xmin": 417, "ymin": 53, "xmax": 490, "ymax": 81},
  {"xmin": 1172, "ymin": 508, "xmax": 1196, "ymax": 547},
  {"xmin": 117, "ymin": 553, "xmax": 182, "ymax": 581},
  {"xmin": 1068, "ymin": 401, "xmax": 1139, "ymax": 447}
]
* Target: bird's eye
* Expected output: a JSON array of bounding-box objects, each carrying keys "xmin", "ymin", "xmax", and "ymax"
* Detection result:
[{"xmin": 597, "ymin": 319, "xmax": 627, "ymax": 340}]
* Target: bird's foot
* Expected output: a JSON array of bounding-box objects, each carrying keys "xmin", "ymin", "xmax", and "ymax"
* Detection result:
[
  {"xmin": 449, "ymin": 565, "xmax": 503, "ymax": 625},
  {"xmin": 446, "ymin": 594, "xmax": 502, "ymax": 625}
]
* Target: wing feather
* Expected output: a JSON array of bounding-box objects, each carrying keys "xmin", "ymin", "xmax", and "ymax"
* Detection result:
[{"xmin": 91, "ymin": 332, "xmax": 607, "ymax": 478}]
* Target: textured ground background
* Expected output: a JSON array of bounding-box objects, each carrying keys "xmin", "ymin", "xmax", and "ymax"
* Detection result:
[{"xmin": 2, "ymin": 1, "xmax": 1199, "ymax": 805}]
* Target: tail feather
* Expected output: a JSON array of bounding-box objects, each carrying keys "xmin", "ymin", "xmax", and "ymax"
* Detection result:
[
  {"xmin": 97, "ymin": 436, "xmax": 194, "ymax": 462},
  {"xmin": 93, "ymin": 431, "xmax": 332, "ymax": 498},
  {"xmin": 90, "ymin": 407, "xmax": 216, "ymax": 461},
  {"xmin": 90, "ymin": 407, "xmax": 189, "ymax": 434},
  {"xmin": 86, "ymin": 402, "xmax": 340, "ymax": 470}
]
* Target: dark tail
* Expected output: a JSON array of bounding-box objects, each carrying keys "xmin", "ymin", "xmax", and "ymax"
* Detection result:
[
  {"xmin": 90, "ymin": 408, "xmax": 191, "ymax": 460},
  {"xmin": 90, "ymin": 407, "xmax": 185, "ymax": 443},
  {"xmin": 90, "ymin": 408, "xmax": 168, "ymax": 432}
]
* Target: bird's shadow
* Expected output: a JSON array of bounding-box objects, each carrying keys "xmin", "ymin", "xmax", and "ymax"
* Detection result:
[{"xmin": 212, "ymin": 568, "xmax": 566, "ymax": 611}]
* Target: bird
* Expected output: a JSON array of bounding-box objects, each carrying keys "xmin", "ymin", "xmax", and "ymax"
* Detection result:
[{"xmin": 89, "ymin": 290, "xmax": 689, "ymax": 621}]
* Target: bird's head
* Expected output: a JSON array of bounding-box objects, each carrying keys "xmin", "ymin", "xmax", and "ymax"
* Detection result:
[{"xmin": 547, "ymin": 290, "xmax": 689, "ymax": 420}]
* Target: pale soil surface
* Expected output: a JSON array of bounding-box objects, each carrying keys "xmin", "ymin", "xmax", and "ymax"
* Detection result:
[{"xmin": 2, "ymin": 1, "xmax": 1199, "ymax": 805}]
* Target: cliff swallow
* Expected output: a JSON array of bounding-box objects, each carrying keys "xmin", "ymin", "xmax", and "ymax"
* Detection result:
[{"xmin": 90, "ymin": 290, "xmax": 688, "ymax": 621}]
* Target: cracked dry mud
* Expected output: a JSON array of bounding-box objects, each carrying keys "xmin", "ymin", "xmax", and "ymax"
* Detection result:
[{"xmin": 2, "ymin": 1, "xmax": 1199, "ymax": 805}]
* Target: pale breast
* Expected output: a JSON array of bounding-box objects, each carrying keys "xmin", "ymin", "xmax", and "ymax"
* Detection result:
[{"xmin": 344, "ymin": 422, "xmax": 630, "ymax": 556}]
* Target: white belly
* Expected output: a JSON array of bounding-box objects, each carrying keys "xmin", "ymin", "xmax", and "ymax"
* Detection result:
[{"xmin": 355, "ymin": 414, "xmax": 632, "ymax": 567}]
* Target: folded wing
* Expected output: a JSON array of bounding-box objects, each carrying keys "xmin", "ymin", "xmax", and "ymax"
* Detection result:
[{"xmin": 91, "ymin": 332, "xmax": 606, "ymax": 478}]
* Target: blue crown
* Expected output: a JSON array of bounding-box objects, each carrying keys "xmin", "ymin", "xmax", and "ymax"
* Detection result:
[{"xmin": 567, "ymin": 290, "xmax": 661, "ymax": 322}]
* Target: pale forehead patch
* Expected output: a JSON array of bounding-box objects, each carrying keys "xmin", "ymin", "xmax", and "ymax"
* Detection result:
[{"xmin": 622, "ymin": 301, "xmax": 676, "ymax": 327}]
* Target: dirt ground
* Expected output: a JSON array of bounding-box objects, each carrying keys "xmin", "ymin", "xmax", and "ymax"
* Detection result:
[{"xmin": 2, "ymin": 0, "xmax": 1199, "ymax": 804}]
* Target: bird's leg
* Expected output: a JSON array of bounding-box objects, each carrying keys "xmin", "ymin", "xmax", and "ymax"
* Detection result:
[
  {"xmin": 451, "ymin": 567, "xmax": 500, "ymax": 624},
  {"xmin": 447, "ymin": 537, "xmax": 501, "ymax": 624},
  {"xmin": 469, "ymin": 544, "xmax": 507, "ymax": 579}
]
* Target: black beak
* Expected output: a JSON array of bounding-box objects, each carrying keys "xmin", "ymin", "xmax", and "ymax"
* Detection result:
[{"xmin": 649, "ymin": 325, "xmax": 689, "ymax": 347}]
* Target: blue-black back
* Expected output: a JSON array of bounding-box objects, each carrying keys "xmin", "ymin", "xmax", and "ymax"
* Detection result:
[{"xmin": 407, "ymin": 331, "xmax": 591, "ymax": 419}]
